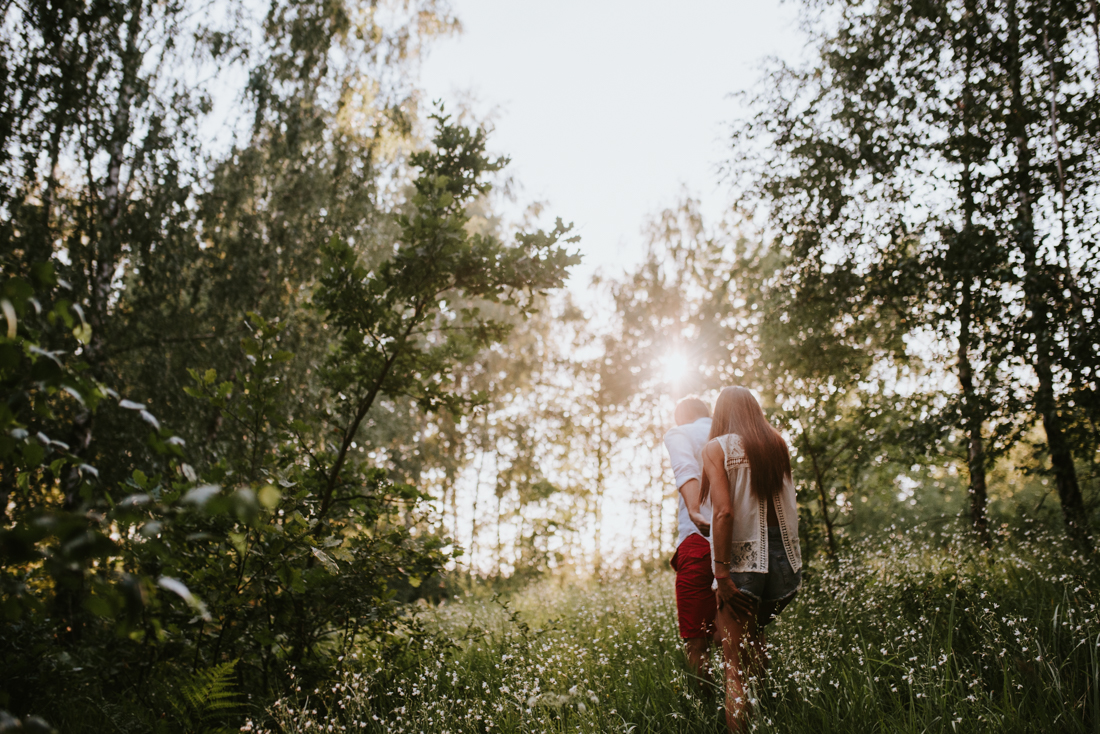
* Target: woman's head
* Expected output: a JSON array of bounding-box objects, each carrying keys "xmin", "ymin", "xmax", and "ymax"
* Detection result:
[
  {"xmin": 708, "ymin": 387, "xmax": 765, "ymax": 440},
  {"xmin": 706, "ymin": 386, "xmax": 791, "ymax": 501}
]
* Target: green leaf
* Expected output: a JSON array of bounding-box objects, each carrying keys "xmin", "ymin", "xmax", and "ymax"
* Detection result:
[
  {"xmin": 22, "ymin": 442, "xmax": 45, "ymax": 468},
  {"xmin": 1, "ymin": 299, "xmax": 15, "ymax": 339},
  {"xmin": 30, "ymin": 261, "xmax": 56, "ymax": 288},
  {"xmin": 332, "ymin": 547, "xmax": 354, "ymax": 563},
  {"xmin": 228, "ymin": 531, "xmax": 247, "ymax": 555},
  {"xmin": 0, "ymin": 343, "xmax": 19, "ymax": 372},
  {"xmin": 72, "ymin": 323, "xmax": 92, "ymax": 345},
  {"xmin": 258, "ymin": 485, "xmax": 281, "ymax": 510},
  {"xmin": 310, "ymin": 547, "xmax": 339, "ymax": 575},
  {"xmin": 158, "ymin": 577, "xmax": 211, "ymax": 621},
  {"xmin": 52, "ymin": 300, "xmax": 74, "ymax": 328},
  {"xmin": 182, "ymin": 484, "xmax": 221, "ymax": 507},
  {"xmin": 84, "ymin": 595, "xmax": 113, "ymax": 618},
  {"xmin": 1, "ymin": 595, "xmax": 22, "ymax": 622}
]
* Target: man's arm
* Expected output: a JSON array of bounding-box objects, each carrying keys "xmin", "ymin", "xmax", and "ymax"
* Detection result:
[
  {"xmin": 679, "ymin": 478, "xmax": 710, "ymax": 536},
  {"xmin": 664, "ymin": 430, "xmax": 710, "ymax": 534}
]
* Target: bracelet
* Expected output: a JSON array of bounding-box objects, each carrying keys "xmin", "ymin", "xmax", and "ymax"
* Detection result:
[{"xmin": 713, "ymin": 557, "xmax": 730, "ymax": 565}]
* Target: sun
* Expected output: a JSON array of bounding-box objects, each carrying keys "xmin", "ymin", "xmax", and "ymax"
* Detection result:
[{"xmin": 660, "ymin": 350, "xmax": 692, "ymax": 385}]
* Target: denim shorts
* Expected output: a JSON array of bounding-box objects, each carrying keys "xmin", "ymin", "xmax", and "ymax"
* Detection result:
[{"xmin": 729, "ymin": 527, "xmax": 801, "ymax": 620}]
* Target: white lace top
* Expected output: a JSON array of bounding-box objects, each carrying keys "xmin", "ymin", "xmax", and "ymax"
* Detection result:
[{"xmin": 713, "ymin": 433, "xmax": 802, "ymax": 574}]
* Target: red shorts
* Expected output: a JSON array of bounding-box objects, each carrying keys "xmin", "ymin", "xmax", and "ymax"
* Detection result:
[{"xmin": 669, "ymin": 534, "xmax": 717, "ymax": 639}]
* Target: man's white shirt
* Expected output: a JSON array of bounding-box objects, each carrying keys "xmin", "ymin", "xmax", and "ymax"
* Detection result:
[{"xmin": 663, "ymin": 417, "xmax": 713, "ymax": 549}]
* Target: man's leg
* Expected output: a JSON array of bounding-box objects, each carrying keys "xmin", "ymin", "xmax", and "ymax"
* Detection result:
[
  {"xmin": 673, "ymin": 535, "xmax": 718, "ymax": 689},
  {"xmin": 684, "ymin": 635, "xmax": 713, "ymax": 684}
]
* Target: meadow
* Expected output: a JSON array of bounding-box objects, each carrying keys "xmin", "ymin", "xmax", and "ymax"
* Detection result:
[{"xmin": 247, "ymin": 520, "xmax": 1099, "ymax": 734}]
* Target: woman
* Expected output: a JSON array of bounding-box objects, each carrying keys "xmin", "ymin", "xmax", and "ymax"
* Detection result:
[{"xmin": 701, "ymin": 386, "xmax": 801, "ymax": 732}]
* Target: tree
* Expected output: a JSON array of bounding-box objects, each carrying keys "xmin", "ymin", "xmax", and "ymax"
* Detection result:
[
  {"xmin": 1, "ymin": 90, "xmax": 579, "ymax": 733},
  {"xmin": 730, "ymin": 0, "xmax": 1100, "ymax": 547}
]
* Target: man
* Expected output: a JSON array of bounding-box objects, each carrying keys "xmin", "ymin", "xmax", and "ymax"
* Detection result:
[{"xmin": 664, "ymin": 396, "xmax": 716, "ymax": 683}]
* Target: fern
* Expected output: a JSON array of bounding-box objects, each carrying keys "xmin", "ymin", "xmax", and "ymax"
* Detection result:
[{"xmin": 170, "ymin": 659, "xmax": 240, "ymax": 733}]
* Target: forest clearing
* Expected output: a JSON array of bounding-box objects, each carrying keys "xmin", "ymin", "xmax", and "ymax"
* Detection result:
[{"xmin": 3, "ymin": 0, "xmax": 1100, "ymax": 732}]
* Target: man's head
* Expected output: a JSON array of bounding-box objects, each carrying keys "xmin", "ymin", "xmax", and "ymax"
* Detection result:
[{"xmin": 674, "ymin": 396, "xmax": 711, "ymax": 426}]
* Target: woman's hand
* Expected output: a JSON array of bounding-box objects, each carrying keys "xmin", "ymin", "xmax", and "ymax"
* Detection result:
[{"xmin": 715, "ymin": 577, "xmax": 755, "ymax": 618}]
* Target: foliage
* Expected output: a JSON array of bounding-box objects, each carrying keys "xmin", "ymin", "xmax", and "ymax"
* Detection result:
[
  {"xmin": 1, "ymin": 103, "xmax": 578, "ymax": 730},
  {"xmin": 0, "ymin": 261, "xmax": 266, "ymax": 725},
  {"xmin": 729, "ymin": 0, "xmax": 1100, "ymax": 547},
  {"xmin": 169, "ymin": 660, "xmax": 241, "ymax": 734},
  {"xmin": 0, "ymin": 259, "xmax": 194, "ymax": 638}
]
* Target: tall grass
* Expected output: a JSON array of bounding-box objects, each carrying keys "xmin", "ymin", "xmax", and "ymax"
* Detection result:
[{"xmin": 249, "ymin": 520, "xmax": 1099, "ymax": 733}]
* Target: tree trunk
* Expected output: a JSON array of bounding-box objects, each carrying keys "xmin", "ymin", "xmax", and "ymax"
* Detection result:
[
  {"xmin": 1091, "ymin": 0, "xmax": 1100, "ymax": 81},
  {"xmin": 39, "ymin": 116, "xmax": 65, "ymax": 257},
  {"xmin": 1036, "ymin": 361, "xmax": 1091, "ymax": 546},
  {"xmin": 955, "ymin": 14, "xmax": 991, "ymax": 546},
  {"xmin": 654, "ymin": 457, "xmax": 664, "ymax": 564},
  {"xmin": 592, "ymin": 407, "xmax": 606, "ymax": 576},
  {"xmin": 63, "ymin": 0, "xmax": 144, "ymax": 508},
  {"xmin": 0, "ymin": 464, "xmax": 11, "ymax": 527},
  {"xmin": 806, "ymin": 439, "xmax": 837, "ymax": 559},
  {"xmin": 958, "ymin": 286, "xmax": 991, "ymax": 546},
  {"xmin": 468, "ymin": 420, "xmax": 487, "ymax": 577},
  {"xmin": 1006, "ymin": 0, "xmax": 1091, "ymax": 550},
  {"xmin": 495, "ymin": 488, "xmax": 503, "ymax": 576},
  {"xmin": 91, "ymin": 0, "xmax": 143, "ymax": 350}
]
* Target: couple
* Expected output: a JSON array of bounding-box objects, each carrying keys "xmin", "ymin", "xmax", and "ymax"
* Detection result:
[{"xmin": 665, "ymin": 387, "xmax": 802, "ymax": 732}]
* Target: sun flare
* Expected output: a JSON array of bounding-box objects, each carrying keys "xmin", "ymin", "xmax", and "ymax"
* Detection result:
[{"xmin": 661, "ymin": 350, "xmax": 692, "ymax": 385}]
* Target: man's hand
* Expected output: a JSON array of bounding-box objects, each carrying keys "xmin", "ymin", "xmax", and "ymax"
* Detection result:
[
  {"xmin": 715, "ymin": 577, "xmax": 756, "ymax": 618},
  {"xmin": 679, "ymin": 479, "xmax": 709, "ymax": 536},
  {"xmin": 688, "ymin": 509, "xmax": 710, "ymax": 537}
]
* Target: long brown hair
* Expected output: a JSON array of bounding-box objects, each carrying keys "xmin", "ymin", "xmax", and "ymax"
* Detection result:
[{"xmin": 700, "ymin": 387, "xmax": 791, "ymax": 503}]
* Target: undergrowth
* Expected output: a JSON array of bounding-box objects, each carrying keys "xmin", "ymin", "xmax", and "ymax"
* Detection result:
[{"xmin": 251, "ymin": 519, "xmax": 1099, "ymax": 733}]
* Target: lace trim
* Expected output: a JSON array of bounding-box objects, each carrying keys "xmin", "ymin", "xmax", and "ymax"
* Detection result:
[
  {"xmin": 758, "ymin": 495, "xmax": 769, "ymax": 570},
  {"xmin": 729, "ymin": 541, "xmax": 763, "ymax": 572},
  {"xmin": 720, "ymin": 434, "xmax": 749, "ymax": 469},
  {"xmin": 773, "ymin": 487, "xmax": 802, "ymax": 572}
]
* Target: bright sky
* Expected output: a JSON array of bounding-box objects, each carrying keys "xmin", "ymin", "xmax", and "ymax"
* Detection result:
[
  {"xmin": 420, "ymin": 2, "xmax": 810, "ymax": 570},
  {"xmin": 420, "ymin": 0, "xmax": 807, "ymax": 293}
]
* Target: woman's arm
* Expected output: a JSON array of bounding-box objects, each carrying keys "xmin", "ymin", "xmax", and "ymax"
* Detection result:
[
  {"xmin": 705, "ymin": 441, "xmax": 731, "ymax": 577},
  {"xmin": 705, "ymin": 440, "xmax": 754, "ymax": 616}
]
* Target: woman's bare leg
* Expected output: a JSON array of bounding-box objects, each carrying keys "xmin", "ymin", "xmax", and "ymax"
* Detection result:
[
  {"xmin": 745, "ymin": 601, "xmax": 774, "ymax": 681},
  {"xmin": 715, "ymin": 603, "xmax": 756, "ymax": 732}
]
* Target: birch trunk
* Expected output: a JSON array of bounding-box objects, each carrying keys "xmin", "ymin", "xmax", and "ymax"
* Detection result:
[{"xmin": 1006, "ymin": 0, "xmax": 1091, "ymax": 549}]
